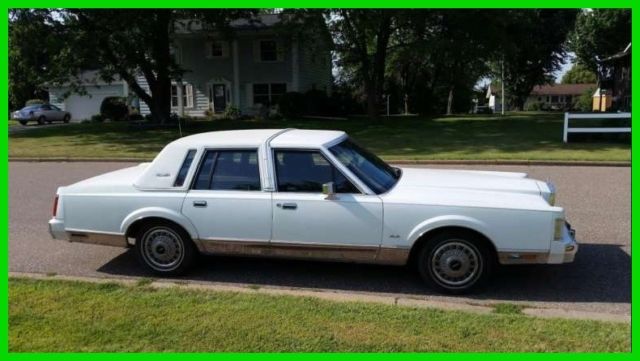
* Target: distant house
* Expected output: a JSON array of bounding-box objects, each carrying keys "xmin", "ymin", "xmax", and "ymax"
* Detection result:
[
  {"xmin": 524, "ymin": 83, "xmax": 596, "ymax": 111},
  {"xmin": 138, "ymin": 14, "xmax": 333, "ymax": 117},
  {"xmin": 48, "ymin": 14, "xmax": 333, "ymax": 121},
  {"xmin": 593, "ymin": 42, "xmax": 631, "ymax": 112},
  {"xmin": 48, "ymin": 71, "xmax": 129, "ymax": 121}
]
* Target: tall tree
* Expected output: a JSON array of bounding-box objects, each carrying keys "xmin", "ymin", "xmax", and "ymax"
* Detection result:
[
  {"xmin": 570, "ymin": 9, "xmax": 631, "ymax": 73},
  {"xmin": 8, "ymin": 9, "xmax": 62, "ymax": 109},
  {"xmin": 493, "ymin": 9, "xmax": 578, "ymax": 110},
  {"xmin": 329, "ymin": 9, "xmax": 399, "ymax": 118},
  {"xmin": 13, "ymin": 9, "xmax": 254, "ymax": 123},
  {"xmin": 561, "ymin": 63, "xmax": 597, "ymax": 84}
]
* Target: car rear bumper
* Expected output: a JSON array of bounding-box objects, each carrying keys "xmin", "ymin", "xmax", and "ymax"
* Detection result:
[
  {"xmin": 48, "ymin": 218, "xmax": 128, "ymax": 247},
  {"xmin": 498, "ymin": 223, "xmax": 578, "ymax": 265}
]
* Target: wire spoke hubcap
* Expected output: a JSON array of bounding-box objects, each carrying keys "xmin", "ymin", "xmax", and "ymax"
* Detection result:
[{"xmin": 431, "ymin": 240, "xmax": 482, "ymax": 287}]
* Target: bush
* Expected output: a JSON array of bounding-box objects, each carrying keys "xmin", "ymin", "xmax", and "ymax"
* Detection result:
[
  {"xmin": 524, "ymin": 101, "xmax": 545, "ymax": 111},
  {"xmin": 574, "ymin": 87, "xmax": 595, "ymax": 112},
  {"xmin": 25, "ymin": 99, "xmax": 46, "ymax": 107},
  {"xmin": 303, "ymin": 89, "xmax": 330, "ymax": 116},
  {"xmin": 223, "ymin": 105, "xmax": 241, "ymax": 120},
  {"xmin": 90, "ymin": 114, "xmax": 104, "ymax": 122},
  {"xmin": 277, "ymin": 92, "xmax": 305, "ymax": 118},
  {"xmin": 100, "ymin": 96, "xmax": 128, "ymax": 121}
]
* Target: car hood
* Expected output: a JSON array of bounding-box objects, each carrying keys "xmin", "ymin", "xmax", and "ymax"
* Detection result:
[{"xmin": 382, "ymin": 167, "xmax": 552, "ymax": 210}]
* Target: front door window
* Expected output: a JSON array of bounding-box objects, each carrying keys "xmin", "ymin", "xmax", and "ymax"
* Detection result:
[{"xmin": 210, "ymin": 84, "xmax": 227, "ymax": 113}]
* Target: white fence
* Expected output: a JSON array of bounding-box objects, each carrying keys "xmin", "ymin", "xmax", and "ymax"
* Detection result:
[{"xmin": 563, "ymin": 112, "xmax": 631, "ymax": 143}]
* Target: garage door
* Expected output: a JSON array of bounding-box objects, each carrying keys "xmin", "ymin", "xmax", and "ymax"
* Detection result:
[{"xmin": 64, "ymin": 86, "xmax": 124, "ymax": 121}]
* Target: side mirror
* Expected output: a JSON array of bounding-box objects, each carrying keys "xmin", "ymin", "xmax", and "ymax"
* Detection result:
[{"xmin": 322, "ymin": 182, "xmax": 336, "ymax": 198}]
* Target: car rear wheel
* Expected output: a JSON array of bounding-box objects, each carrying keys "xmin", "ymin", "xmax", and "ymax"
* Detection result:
[
  {"xmin": 63, "ymin": 114, "xmax": 70, "ymax": 123},
  {"xmin": 416, "ymin": 230, "xmax": 494, "ymax": 294},
  {"xmin": 135, "ymin": 221, "xmax": 197, "ymax": 276},
  {"xmin": 37, "ymin": 116, "xmax": 46, "ymax": 125}
]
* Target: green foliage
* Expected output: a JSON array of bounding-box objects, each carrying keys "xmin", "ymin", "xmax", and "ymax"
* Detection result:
[
  {"xmin": 575, "ymin": 87, "xmax": 596, "ymax": 112},
  {"xmin": 25, "ymin": 99, "xmax": 45, "ymax": 106},
  {"xmin": 99, "ymin": 97, "xmax": 128, "ymax": 121},
  {"xmin": 223, "ymin": 105, "xmax": 241, "ymax": 120},
  {"xmin": 8, "ymin": 113, "xmax": 630, "ymax": 162},
  {"xmin": 9, "ymin": 278, "xmax": 630, "ymax": 352},
  {"xmin": 277, "ymin": 92, "xmax": 305, "ymax": 118},
  {"xmin": 570, "ymin": 9, "xmax": 631, "ymax": 73},
  {"xmin": 524, "ymin": 101, "xmax": 545, "ymax": 111},
  {"xmin": 561, "ymin": 63, "xmax": 597, "ymax": 84},
  {"xmin": 493, "ymin": 303, "xmax": 524, "ymax": 315}
]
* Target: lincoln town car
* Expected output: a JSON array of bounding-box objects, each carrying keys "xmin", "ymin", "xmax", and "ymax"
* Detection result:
[{"xmin": 49, "ymin": 129, "xmax": 578, "ymax": 293}]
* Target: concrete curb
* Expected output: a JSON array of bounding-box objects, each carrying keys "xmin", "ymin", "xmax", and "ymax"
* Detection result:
[
  {"xmin": 8, "ymin": 157, "xmax": 630, "ymax": 167},
  {"xmin": 9, "ymin": 271, "xmax": 629, "ymax": 323}
]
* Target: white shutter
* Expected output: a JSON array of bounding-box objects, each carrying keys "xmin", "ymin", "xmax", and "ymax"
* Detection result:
[{"xmin": 186, "ymin": 84, "xmax": 194, "ymax": 108}]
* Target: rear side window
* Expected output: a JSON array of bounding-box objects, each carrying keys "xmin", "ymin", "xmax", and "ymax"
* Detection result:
[
  {"xmin": 174, "ymin": 149, "xmax": 196, "ymax": 187},
  {"xmin": 193, "ymin": 150, "xmax": 261, "ymax": 191}
]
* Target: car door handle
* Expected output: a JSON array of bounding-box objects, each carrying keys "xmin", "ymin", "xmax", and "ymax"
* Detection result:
[
  {"xmin": 193, "ymin": 200, "xmax": 207, "ymax": 208},
  {"xmin": 277, "ymin": 202, "xmax": 297, "ymax": 210}
]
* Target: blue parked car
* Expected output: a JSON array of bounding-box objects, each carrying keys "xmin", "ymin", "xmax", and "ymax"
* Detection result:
[{"xmin": 12, "ymin": 104, "xmax": 71, "ymax": 125}]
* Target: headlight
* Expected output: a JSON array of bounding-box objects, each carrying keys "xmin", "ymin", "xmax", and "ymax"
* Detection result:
[{"xmin": 554, "ymin": 218, "xmax": 564, "ymax": 240}]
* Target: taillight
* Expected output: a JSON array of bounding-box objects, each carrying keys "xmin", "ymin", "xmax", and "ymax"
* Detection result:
[{"xmin": 53, "ymin": 195, "xmax": 59, "ymax": 217}]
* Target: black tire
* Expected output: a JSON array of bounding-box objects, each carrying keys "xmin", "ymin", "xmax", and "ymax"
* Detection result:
[
  {"xmin": 63, "ymin": 114, "xmax": 70, "ymax": 123},
  {"xmin": 37, "ymin": 116, "xmax": 46, "ymax": 125},
  {"xmin": 19, "ymin": 120, "xmax": 27, "ymax": 126},
  {"xmin": 416, "ymin": 230, "xmax": 495, "ymax": 294},
  {"xmin": 135, "ymin": 220, "xmax": 197, "ymax": 276}
]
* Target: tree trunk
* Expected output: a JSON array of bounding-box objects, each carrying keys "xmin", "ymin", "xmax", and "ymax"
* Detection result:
[{"xmin": 446, "ymin": 86, "xmax": 454, "ymax": 115}]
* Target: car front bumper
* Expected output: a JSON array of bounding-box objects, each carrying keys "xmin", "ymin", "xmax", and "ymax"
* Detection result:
[{"xmin": 498, "ymin": 223, "xmax": 578, "ymax": 265}]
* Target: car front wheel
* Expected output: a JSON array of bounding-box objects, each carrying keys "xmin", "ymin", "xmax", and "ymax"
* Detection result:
[
  {"xmin": 19, "ymin": 120, "xmax": 27, "ymax": 126},
  {"xmin": 37, "ymin": 116, "xmax": 46, "ymax": 125},
  {"xmin": 417, "ymin": 231, "xmax": 494, "ymax": 294},
  {"xmin": 135, "ymin": 221, "xmax": 197, "ymax": 276}
]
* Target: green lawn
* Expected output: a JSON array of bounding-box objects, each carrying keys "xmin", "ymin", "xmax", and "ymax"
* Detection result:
[
  {"xmin": 8, "ymin": 113, "xmax": 630, "ymax": 161},
  {"xmin": 8, "ymin": 119, "xmax": 20, "ymax": 127},
  {"xmin": 9, "ymin": 278, "xmax": 629, "ymax": 352}
]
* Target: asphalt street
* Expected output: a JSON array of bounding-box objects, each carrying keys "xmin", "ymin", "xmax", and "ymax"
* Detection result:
[{"xmin": 9, "ymin": 161, "xmax": 631, "ymax": 315}]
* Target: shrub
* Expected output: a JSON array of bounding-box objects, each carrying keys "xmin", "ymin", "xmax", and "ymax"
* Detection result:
[
  {"xmin": 277, "ymin": 92, "xmax": 305, "ymax": 118},
  {"xmin": 524, "ymin": 101, "xmax": 544, "ymax": 111},
  {"xmin": 100, "ymin": 96, "xmax": 128, "ymax": 121},
  {"xmin": 574, "ymin": 87, "xmax": 595, "ymax": 112},
  {"xmin": 223, "ymin": 105, "xmax": 241, "ymax": 120},
  {"xmin": 90, "ymin": 114, "xmax": 104, "ymax": 122},
  {"xmin": 303, "ymin": 89, "xmax": 330, "ymax": 116},
  {"xmin": 25, "ymin": 99, "xmax": 46, "ymax": 107}
]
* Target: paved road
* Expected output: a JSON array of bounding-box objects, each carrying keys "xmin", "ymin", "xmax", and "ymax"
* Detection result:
[{"xmin": 9, "ymin": 162, "xmax": 630, "ymax": 315}]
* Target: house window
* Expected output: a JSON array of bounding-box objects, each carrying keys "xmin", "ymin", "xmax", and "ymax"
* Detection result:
[
  {"xmin": 171, "ymin": 83, "xmax": 194, "ymax": 108},
  {"xmin": 551, "ymin": 96, "xmax": 559, "ymax": 103},
  {"xmin": 209, "ymin": 41, "xmax": 224, "ymax": 57},
  {"xmin": 170, "ymin": 46, "xmax": 182, "ymax": 64},
  {"xmin": 253, "ymin": 83, "xmax": 287, "ymax": 107},
  {"xmin": 260, "ymin": 40, "xmax": 278, "ymax": 61}
]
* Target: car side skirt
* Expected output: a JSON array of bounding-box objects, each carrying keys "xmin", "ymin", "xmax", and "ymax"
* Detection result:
[{"xmin": 197, "ymin": 239, "xmax": 410, "ymax": 265}]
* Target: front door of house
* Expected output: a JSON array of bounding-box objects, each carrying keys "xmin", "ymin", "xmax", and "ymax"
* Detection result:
[{"xmin": 210, "ymin": 84, "xmax": 227, "ymax": 113}]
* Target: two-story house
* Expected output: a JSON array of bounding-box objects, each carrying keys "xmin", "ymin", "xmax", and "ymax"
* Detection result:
[
  {"xmin": 48, "ymin": 14, "xmax": 333, "ymax": 121},
  {"xmin": 139, "ymin": 14, "xmax": 332, "ymax": 117}
]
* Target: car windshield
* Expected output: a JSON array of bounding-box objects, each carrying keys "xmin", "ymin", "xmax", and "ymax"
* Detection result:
[
  {"xmin": 328, "ymin": 138, "xmax": 400, "ymax": 194},
  {"xmin": 21, "ymin": 105, "xmax": 41, "ymax": 111}
]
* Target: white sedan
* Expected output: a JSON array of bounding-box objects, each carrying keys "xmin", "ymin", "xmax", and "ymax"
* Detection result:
[{"xmin": 49, "ymin": 129, "xmax": 577, "ymax": 293}]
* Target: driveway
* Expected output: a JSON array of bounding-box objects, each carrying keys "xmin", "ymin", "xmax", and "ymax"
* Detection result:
[
  {"xmin": 8, "ymin": 161, "xmax": 630, "ymax": 315},
  {"xmin": 8, "ymin": 122, "xmax": 72, "ymax": 135}
]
